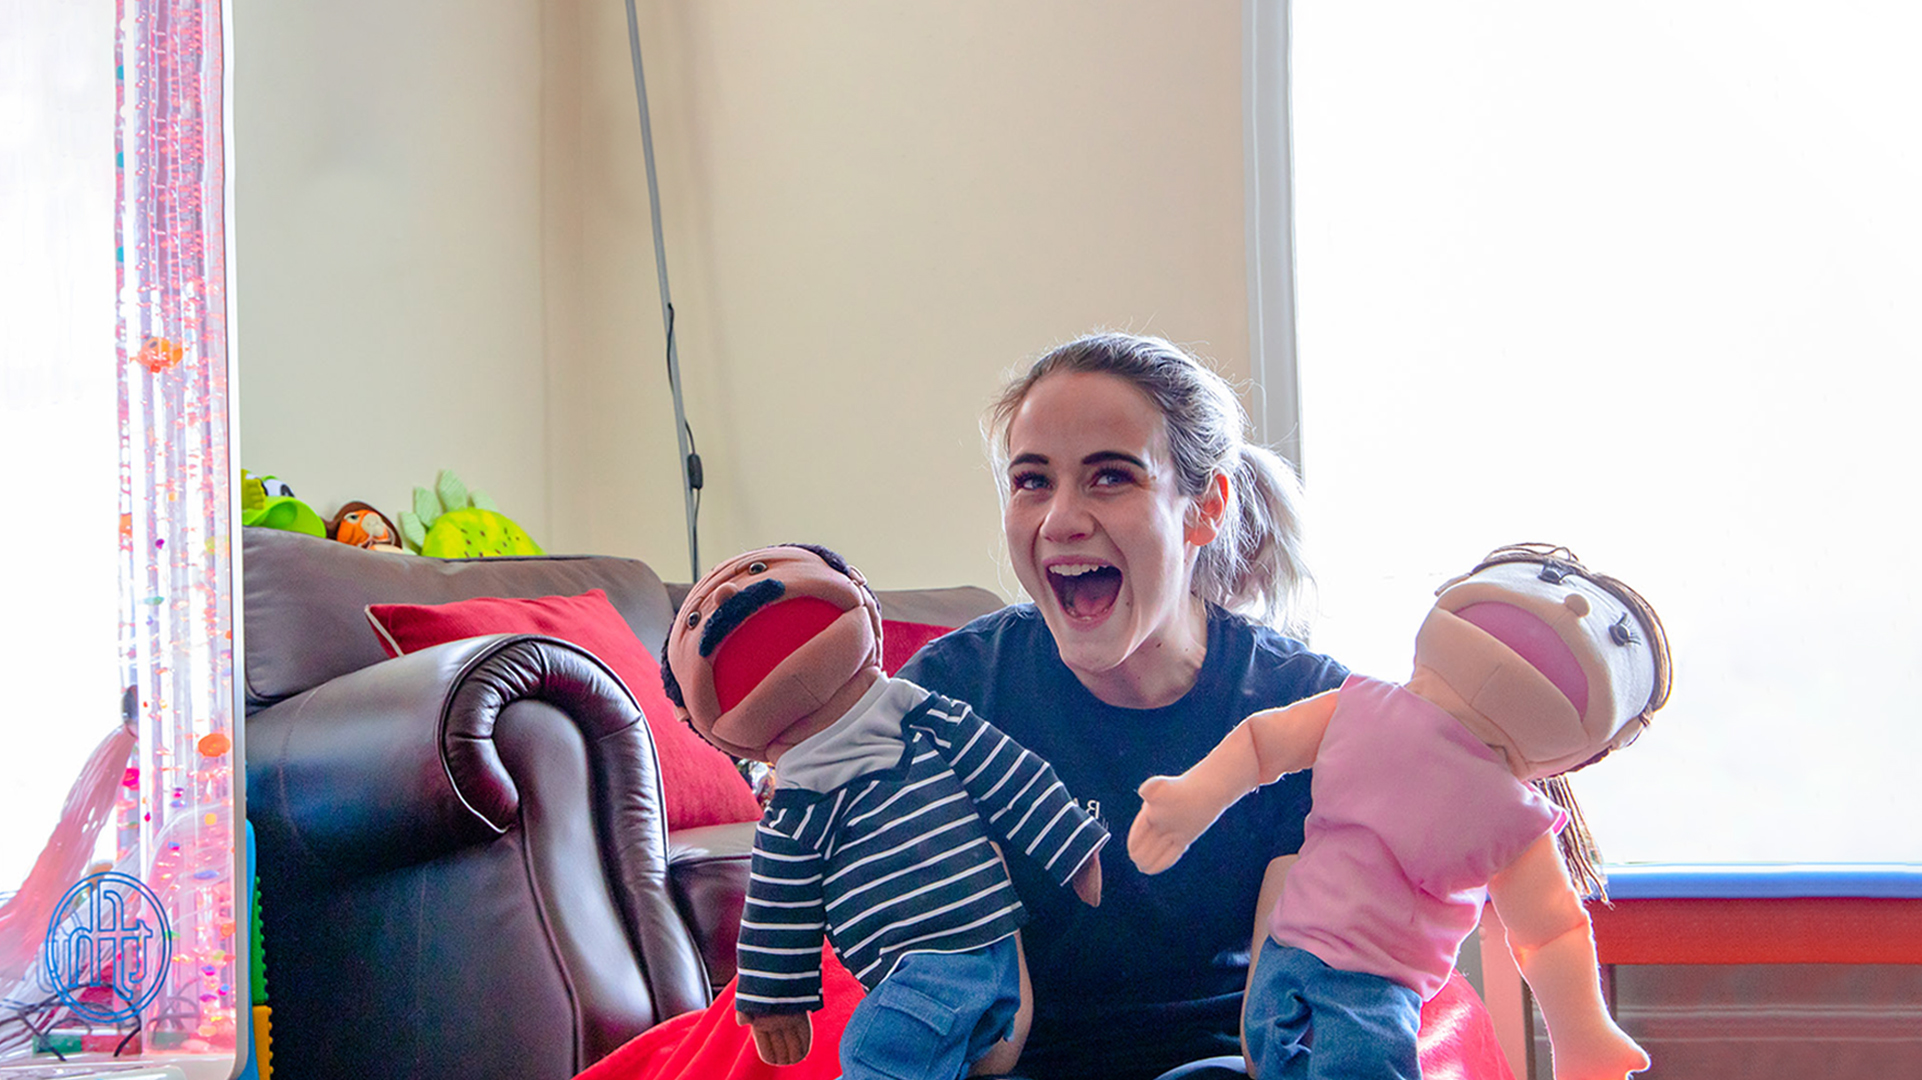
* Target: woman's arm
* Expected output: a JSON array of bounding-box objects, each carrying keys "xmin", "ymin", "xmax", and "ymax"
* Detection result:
[{"xmin": 1128, "ymin": 690, "xmax": 1340, "ymax": 875}]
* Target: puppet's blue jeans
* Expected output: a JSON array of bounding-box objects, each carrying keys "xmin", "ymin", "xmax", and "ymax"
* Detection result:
[
  {"xmin": 840, "ymin": 935, "xmax": 1022, "ymax": 1080},
  {"xmin": 1243, "ymin": 938, "xmax": 1421, "ymax": 1080}
]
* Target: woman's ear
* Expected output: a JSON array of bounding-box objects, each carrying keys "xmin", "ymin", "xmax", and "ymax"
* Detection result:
[{"xmin": 1184, "ymin": 471, "xmax": 1230, "ymax": 546}]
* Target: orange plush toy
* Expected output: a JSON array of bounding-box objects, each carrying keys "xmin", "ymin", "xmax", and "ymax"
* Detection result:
[
  {"xmin": 1130, "ymin": 544, "xmax": 1670, "ymax": 1080},
  {"xmin": 327, "ymin": 501, "xmax": 402, "ymax": 552}
]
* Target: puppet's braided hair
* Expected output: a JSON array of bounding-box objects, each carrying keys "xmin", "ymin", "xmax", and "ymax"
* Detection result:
[
  {"xmin": 1538, "ymin": 775, "xmax": 1609, "ymax": 901},
  {"xmin": 1464, "ymin": 543, "xmax": 1674, "ymax": 902}
]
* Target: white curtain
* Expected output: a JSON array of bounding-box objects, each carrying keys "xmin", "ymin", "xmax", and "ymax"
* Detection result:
[{"xmin": 1292, "ymin": 1, "xmax": 1922, "ymax": 864}]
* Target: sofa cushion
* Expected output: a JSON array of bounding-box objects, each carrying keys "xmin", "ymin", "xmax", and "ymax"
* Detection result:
[
  {"xmin": 366, "ymin": 589, "xmax": 761, "ymax": 831},
  {"xmin": 243, "ymin": 527, "xmax": 676, "ymax": 712}
]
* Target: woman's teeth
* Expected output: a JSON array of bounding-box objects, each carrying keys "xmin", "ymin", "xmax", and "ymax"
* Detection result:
[{"xmin": 1048, "ymin": 563, "xmax": 1122, "ymax": 618}]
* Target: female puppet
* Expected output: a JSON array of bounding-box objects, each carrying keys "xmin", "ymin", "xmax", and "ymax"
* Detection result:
[
  {"xmin": 661, "ymin": 543, "xmax": 1107, "ymax": 1080},
  {"xmin": 1128, "ymin": 544, "xmax": 1670, "ymax": 1080}
]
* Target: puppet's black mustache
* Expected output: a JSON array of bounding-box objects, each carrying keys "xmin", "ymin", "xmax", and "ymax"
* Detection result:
[{"xmin": 700, "ymin": 577, "xmax": 786, "ymax": 658}]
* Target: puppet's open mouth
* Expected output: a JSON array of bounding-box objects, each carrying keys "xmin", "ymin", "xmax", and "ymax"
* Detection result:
[
  {"xmin": 711, "ymin": 596, "xmax": 843, "ymax": 713},
  {"xmin": 1049, "ymin": 562, "xmax": 1121, "ymax": 620},
  {"xmin": 1454, "ymin": 601, "xmax": 1588, "ymax": 716}
]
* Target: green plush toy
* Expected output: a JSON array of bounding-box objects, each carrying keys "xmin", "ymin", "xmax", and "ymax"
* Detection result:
[
  {"xmin": 398, "ymin": 469, "xmax": 543, "ymax": 558},
  {"xmin": 240, "ymin": 470, "xmax": 327, "ymax": 537}
]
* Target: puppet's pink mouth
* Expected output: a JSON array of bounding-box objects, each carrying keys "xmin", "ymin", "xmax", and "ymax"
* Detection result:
[
  {"xmin": 1454, "ymin": 601, "xmax": 1588, "ymax": 716},
  {"xmin": 711, "ymin": 597, "xmax": 842, "ymax": 713},
  {"xmin": 1048, "ymin": 563, "xmax": 1121, "ymax": 620}
]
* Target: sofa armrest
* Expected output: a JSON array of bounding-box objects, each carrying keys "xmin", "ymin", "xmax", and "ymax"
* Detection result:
[
  {"xmin": 248, "ymin": 633, "xmax": 638, "ymax": 877},
  {"xmin": 247, "ymin": 633, "xmax": 712, "ymax": 1077},
  {"xmin": 667, "ymin": 821, "xmax": 756, "ymax": 991}
]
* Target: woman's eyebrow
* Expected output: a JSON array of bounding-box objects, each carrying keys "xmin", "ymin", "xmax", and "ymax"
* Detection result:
[
  {"xmin": 1009, "ymin": 452, "xmax": 1049, "ymax": 468},
  {"xmin": 1083, "ymin": 451, "xmax": 1148, "ymax": 468}
]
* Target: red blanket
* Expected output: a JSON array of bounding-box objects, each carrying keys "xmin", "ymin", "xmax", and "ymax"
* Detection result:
[
  {"xmin": 577, "ymin": 946, "xmax": 860, "ymax": 1080},
  {"xmin": 576, "ymin": 948, "xmax": 1513, "ymax": 1080}
]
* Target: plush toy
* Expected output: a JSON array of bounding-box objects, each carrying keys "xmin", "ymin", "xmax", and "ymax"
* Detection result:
[
  {"xmin": 240, "ymin": 470, "xmax": 326, "ymax": 537},
  {"xmin": 661, "ymin": 544, "xmax": 1107, "ymax": 1080},
  {"xmin": 1129, "ymin": 544, "xmax": 1670, "ymax": 1080},
  {"xmin": 397, "ymin": 469, "xmax": 542, "ymax": 557},
  {"xmin": 327, "ymin": 501, "xmax": 403, "ymax": 552}
]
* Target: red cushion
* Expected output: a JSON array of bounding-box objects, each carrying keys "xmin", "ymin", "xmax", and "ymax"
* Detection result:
[
  {"xmin": 880, "ymin": 620, "xmax": 950, "ymax": 676},
  {"xmin": 366, "ymin": 589, "xmax": 762, "ymax": 831},
  {"xmin": 1419, "ymin": 968, "xmax": 1516, "ymax": 1079}
]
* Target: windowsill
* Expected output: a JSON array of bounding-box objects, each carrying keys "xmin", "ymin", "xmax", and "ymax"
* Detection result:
[{"xmin": 1602, "ymin": 862, "xmax": 1922, "ymax": 899}]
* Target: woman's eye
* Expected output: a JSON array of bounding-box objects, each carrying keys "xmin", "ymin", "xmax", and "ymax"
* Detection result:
[
  {"xmin": 1010, "ymin": 471, "xmax": 1048, "ymax": 492},
  {"xmin": 1092, "ymin": 468, "xmax": 1134, "ymax": 488},
  {"xmin": 748, "ymin": 561, "xmax": 767, "ymax": 574}
]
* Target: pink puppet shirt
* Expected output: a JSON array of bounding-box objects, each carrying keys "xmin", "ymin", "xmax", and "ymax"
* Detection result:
[{"xmin": 1270, "ymin": 674, "xmax": 1566, "ymax": 999}]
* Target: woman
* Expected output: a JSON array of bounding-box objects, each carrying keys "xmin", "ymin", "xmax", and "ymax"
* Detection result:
[
  {"xmin": 895, "ymin": 331, "xmax": 1348, "ymax": 1080},
  {"xmin": 582, "ymin": 332, "xmax": 1507, "ymax": 1080}
]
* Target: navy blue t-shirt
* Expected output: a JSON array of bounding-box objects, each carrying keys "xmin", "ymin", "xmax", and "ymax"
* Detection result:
[{"xmin": 896, "ymin": 604, "xmax": 1348, "ymax": 1080}]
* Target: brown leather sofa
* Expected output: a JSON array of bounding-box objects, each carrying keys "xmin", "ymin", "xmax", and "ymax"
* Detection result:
[{"xmin": 241, "ymin": 528, "xmax": 1000, "ymax": 1080}]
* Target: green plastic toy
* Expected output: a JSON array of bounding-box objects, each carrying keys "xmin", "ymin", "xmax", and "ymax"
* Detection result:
[
  {"xmin": 397, "ymin": 469, "xmax": 543, "ymax": 558},
  {"xmin": 240, "ymin": 470, "xmax": 326, "ymax": 537}
]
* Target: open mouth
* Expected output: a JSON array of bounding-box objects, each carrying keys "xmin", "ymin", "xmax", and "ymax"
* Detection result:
[
  {"xmin": 1048, "ymin": 562, "xmax": 1122, "ymax": 621},
  {"xmin": 1454, "ymin": 601, "xmax": 1588, "ymax": 716},
  {"xmin": 711, "ymin": 596, "xmax": 843, "ymax": 713}
]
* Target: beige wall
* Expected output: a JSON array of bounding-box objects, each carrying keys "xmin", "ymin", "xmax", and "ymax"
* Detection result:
[
  {"xmin": 234, "ymin": 0, "xmax": 552, "ymax": 543},
  {"xmin": 240, "ymin": 0, "xmax": 1254, "ymax": 595}
]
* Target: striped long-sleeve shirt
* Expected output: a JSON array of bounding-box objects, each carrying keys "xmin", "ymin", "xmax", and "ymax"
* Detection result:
[{"xmin": 734, "ymin": 679, "xmax": 1108, "ymax": 1015}]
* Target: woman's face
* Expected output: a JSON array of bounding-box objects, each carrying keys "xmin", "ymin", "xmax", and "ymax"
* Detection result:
[{"xmin": 1002, "ymin": 370, "xmax": 1221, "ymax": 693}]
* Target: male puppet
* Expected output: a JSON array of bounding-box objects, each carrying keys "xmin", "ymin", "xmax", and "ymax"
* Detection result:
[
  {"xmin": 1129, "ymin": 544, "xmax": 1669, "ymax": 1080},
  {"xmin": 662, "ymin": 544, "xmax": 1106, "ymax": 1080}
]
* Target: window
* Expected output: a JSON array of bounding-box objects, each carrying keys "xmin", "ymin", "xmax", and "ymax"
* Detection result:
[
  {"xmin": 1290, "ymin": 2, "xmax": 1921, "ymax": 863},
  {"xmin": 0, "ymin": 0, "xmax": 119, "ymax": 885},
  {"xmin": 3, "ymin": 2, "xmax": 245, "ymax": 1072}
]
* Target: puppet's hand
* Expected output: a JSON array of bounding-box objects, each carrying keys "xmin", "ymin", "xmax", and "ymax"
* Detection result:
[
  {"xmin": 1129, "ymin": 700, "xmax": 1324, "ymax": 876},
  {"xmin": 1491, "ymin": 834, "xmax": 1649, "ymax": 1080},
  {"xmin": 739, "ymin": 1010, "xmax": 812, "ymax": 1065},
  {"xmin": 1546, "ymin": 1015, "xmax": 1648, "ymax": 1080},
  {"xmin": 1128, "ymin": 774, "xmax": 1221, "ymax": 875},
  {"xmin": 1071, "ymin": 851, "xmax": 1103, "ymax": 906}
]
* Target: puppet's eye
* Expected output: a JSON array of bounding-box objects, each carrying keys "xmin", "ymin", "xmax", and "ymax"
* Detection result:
[
  {"xmin": 1609, "ymin": 613, "xmax": 1636, "ymax": 646},
  {"xmin": 748, "ymin": 561, "xmax": 768, "ymax": 574},
  {"xmin": 686, "ymin": 610, "xmax": 702, "ymax": 629}
]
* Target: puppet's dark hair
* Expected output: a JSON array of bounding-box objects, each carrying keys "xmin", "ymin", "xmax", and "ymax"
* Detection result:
[
  {"xmin": 781, "ymin": 542, "xmax": 855, "ymax": 581},
  {"xmin": 659, "ymin": 634, "xmax": 683, "ymax": 708}
]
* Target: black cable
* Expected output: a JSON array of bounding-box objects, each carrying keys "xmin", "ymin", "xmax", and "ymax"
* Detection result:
[
  {"xmin": 666, "ymin": 301, "xmax": 703, "ymax": 559},
  {"xmin": 2, "ymin": 991, "xmax": 69, "ymax": 1060},
  {"xmin": 112, "ymin": 1011, "xmax": 141, "ymax": 1056}
]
